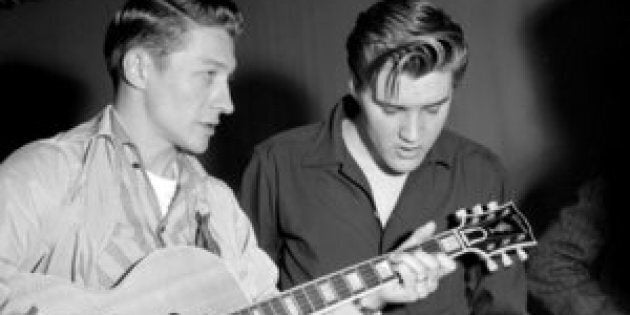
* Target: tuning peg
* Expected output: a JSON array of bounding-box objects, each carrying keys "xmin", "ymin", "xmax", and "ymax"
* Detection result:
[
  {"xmin": 516, "ymin": 248, "xmax": 528, "ymax": 261},
  {"xmin": 468, "ymin": 205, "xmax": 482, "ymax": 223},
  {"xmin": 487, "ymin": 201, "xmax": 499, "ymax": 210},
  {"xmin": 485, "ymin": 259, "xmax": 499, "ymax": 272},
  {"xmin": 455, "ymin": 208, "xmax": 467, "ymax": 219},
  {"xmin": 472, "ymin": 204, "xmax": 484, "ymax": 214},
  {"xmin": 501, "ymin": 253, "xmax": 513, "ymax": 267}
]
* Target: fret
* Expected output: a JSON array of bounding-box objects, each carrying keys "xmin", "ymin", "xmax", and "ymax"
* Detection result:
[
  {"xmin": 291, "ymin": 287, "xmax": 314, "ymax": 313},
  {"xmin": 357, "ymin": 262, "xmax": 381, "ymax": 288},
  {"xmin": 318, "ymin": 280, "xmax": 338, "ymax": 304},
  {"xmin": 373, "ymin": 258, "xmax": 395, "ymax": 281},
  {"xmin": 281, "ymin": 295, "xmax": 301, "ymax": 315},
  {"xmin": 344, "ymin": 271, "xmax": 365, "ymax": 292},
  {"xmin": 330, "ymin": 274, "xmax": 352, "ymax": 299},
  {"xmin": 304, "ymin": 283, "xmax": 326, "ymax": 310},
  {"xmin": 270, "ymin": 297, "xmax": 289, "ymax": 315}
]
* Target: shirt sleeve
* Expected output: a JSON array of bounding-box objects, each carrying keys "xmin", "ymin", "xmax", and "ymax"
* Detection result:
[
  {"xmin": 527, "ymin": 180, "xmax": 626, "ymax": 315},
  {"xmin": 239, "ymin": 146, "xmax": 283, "ymax": 265}
]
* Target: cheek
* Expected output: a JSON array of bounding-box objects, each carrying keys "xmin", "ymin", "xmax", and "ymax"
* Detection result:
[
  {"xmin": 171, "ymin": 75, "xmax": 207, "ymax": 104},
  {"xmin": 429, "ymin": 113, "xmax": 449, "ymax": 135},
  {"xmin": 180, "ymin": 83, "xmax": 204, "ymax": 104},
  {"xmin": 367, "ymin": 118, "xmax": 398, "ymax": 148}
]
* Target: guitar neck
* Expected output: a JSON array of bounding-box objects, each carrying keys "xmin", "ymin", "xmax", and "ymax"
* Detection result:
[{"xmin": 231, "ymin": 229, "xmax": 464, "ymax": 315}]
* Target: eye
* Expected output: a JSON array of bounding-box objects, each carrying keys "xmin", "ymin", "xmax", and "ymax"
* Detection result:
[
  {"xmin": 205, "ymin": 71, "xmax": 217, "ymax": 83},
  {"xmin": 425, "ymin": 104, "xmax": 441, "ymax": 115},
  {"xmin": 382, "ymin": 105, "xmax": 404, "ymax": 115}
]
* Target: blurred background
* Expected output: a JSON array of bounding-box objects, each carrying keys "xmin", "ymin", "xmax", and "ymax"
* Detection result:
[{"xmin": 0, "ymin": 0, "xmax": 621, "ymax": 265}]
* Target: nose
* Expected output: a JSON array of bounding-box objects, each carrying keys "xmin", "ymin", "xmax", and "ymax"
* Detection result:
[
  {"xmin": 399, "ymin": 111, "xmax": 423, "ymax": 143},
  {"xmin": 212, "ymin": 80, "xmax": 234, "ymax": 116}
]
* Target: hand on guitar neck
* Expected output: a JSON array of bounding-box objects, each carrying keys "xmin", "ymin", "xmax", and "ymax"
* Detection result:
[
  {"xmin": 312, "ymin": 201, "xmax": 537, "ymax": 315},
  {"xmin": 355, "ymin": 221, "xmax": 456, "ymax": 312}
]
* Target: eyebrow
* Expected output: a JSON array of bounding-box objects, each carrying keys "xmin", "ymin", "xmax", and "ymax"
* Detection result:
[
  {"xmin": 378, "ymin": 95, "xmax": 451, "ymax": 108},
  {"xmin": 421, "ymin": 96, "xmax": 451, "ymax": 107},
  {"xmin": 201, "ymin": 58, "xmax": 237, "ymax": 72}
]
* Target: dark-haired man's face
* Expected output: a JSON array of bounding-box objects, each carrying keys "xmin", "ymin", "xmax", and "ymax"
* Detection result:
[
  {"xmin": 354, "ymin": 69, "xmax": 453, "ymax": 174},
  {"xmin": 143, "ymin": 25, "xmax": 236, "ymax": 154}
]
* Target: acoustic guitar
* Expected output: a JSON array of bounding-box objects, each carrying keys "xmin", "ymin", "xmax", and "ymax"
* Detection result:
[{"xmin": 13, "ymin": 201, "xmax": 536, "ymax": 315}]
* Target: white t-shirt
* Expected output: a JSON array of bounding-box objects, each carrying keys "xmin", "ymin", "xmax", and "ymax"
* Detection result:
[{"xmin": 146, "ymin": 170, "xmax": 178, "ymax": 217}]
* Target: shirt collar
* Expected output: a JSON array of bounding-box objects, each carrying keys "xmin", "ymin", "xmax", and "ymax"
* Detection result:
[
  {"xmin": 301, "ymin": 96, "xmax": 351, "ymax": 167},
  {"xmin": 302, "ymin": 95, "xmax": 452, "ymax": 169},
  {"xmin": 91, "ymin": 105, "xmax": 207, "ymax": 187}
]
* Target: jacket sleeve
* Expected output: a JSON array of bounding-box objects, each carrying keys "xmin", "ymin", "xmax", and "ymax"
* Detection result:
[
  {"xmin": 466, "ymin": 152, "xmax": 529, "ymax": 314},
  {"xmin": 527, "ymin": 180, "xmax": 626, "ymax": 315},
  {"xmin": 0, "ymin": 142, "xmax": 94, "ymax": 314},
  {"xmin": 213, "ymin": 177, "xmax": 280, "ymax": 303},
  {"xmin": 239, "ymin": 146, "xmax": 284, "ymax": 266}
]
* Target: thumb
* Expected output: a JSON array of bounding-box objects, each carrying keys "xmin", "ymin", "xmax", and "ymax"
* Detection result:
[{"xmin": 397, "ymin": 221, "xmax": 436, "ymax": 251}]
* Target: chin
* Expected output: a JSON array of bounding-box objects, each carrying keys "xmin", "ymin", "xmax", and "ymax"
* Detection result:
[
  {"xmin": 388, "ymin": 160, "xmax": 422, "ymax": 174},
  {"xmin": 181, "ymin": 141, "xmax": 209, "ymax": 155}
]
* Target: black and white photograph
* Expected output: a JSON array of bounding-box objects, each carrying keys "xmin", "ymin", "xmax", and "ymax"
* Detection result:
[{"xmin": 0, "ymin": 0, "xmax": 624, "ymax": 314}]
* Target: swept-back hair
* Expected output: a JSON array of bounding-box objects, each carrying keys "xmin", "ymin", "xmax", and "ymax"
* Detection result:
[
  {"xmin": 346, "ymin": 0, "xmax": 467, "ymax": 99},
  {"xmin": 103, "ymin": 0, "xmax": 243, "ymax": 87}
]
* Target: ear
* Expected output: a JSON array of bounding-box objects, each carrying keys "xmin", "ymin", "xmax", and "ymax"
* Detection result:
[
  {"xmin": 347, "ymin": 78, "xmax": 358, "ymax": 97},
  {"xmin": 121, "ymin": 48, "xmax": 153, "ymax": 89}
]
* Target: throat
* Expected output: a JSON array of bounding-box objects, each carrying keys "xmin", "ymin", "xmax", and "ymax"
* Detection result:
[
  {"xmin": 342, "ymin": 118, "xmax": 408, "ymax": 226},
  {"xmin": 367, "ymin": 170, "xmax": 408, "ymax": 226}
]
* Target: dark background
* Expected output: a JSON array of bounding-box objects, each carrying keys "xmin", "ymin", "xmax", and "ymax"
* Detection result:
[{"xmin": 0, "ymin": 0, "xmax": 622, "ymax": 311}]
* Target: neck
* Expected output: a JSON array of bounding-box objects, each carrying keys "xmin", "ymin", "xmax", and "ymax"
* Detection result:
[{"xmin": 113, "ymin": 91, "xmax": 178, "ymax": 179}]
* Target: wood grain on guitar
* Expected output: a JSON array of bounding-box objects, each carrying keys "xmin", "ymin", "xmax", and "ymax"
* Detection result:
[{"xmin": 14, "ymin": 201, "xmax": 535, "ymax": 315}]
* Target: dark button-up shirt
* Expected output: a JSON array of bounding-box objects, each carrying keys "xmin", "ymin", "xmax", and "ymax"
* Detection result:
[{"xmin": 240, "ymin": 95, "xmax": 528, "ymax": 314}]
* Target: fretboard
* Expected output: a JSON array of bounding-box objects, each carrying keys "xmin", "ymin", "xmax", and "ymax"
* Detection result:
[{"xmin": 230, "ymin": 229, "xmax": 464, "ymax": 315}]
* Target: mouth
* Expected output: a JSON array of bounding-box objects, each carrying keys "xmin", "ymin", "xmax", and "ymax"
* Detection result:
[
  {"xmin": 200, "ymin": 122, "xmax": 219, "ymax": 135},
  {"xmin": 396, "ymin": 145, "xmax": 423, "ymax": 158}
]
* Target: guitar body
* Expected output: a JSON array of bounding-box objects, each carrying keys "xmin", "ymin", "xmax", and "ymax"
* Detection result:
[
  {"xmin": 97, "ymin": 246, "xmax": 249, "ymax": 315},
  {"xmin": 14, "ymin": 246, "xmax": 250, "ymax": 315}
]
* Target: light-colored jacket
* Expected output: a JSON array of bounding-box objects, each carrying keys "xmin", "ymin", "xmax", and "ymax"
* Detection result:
[{"xmin": 0, "ymin": 106, "xmax": 277, "ymax": 314}]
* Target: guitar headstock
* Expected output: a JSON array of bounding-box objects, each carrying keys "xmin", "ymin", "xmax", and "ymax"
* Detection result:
[{"xmin": 452, "ymin": 201, "xmax": 536, "ymax": 271}]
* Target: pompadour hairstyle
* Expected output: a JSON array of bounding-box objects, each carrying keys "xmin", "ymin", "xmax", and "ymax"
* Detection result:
[
  {"xmin": 103, "ymin": 0, "xmax": 243, "ymax": 87},
  {"xmin": 346, "ymin": 0, "xmax": 467, "ymax": 99}
]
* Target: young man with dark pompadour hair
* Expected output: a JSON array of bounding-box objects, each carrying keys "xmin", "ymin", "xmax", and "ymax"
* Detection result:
[{"xmin": 241, "ymin": 0, "xmax": 527, "ymax": 313}]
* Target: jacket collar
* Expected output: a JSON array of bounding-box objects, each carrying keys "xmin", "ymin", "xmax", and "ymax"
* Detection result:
[{"xmin": 90, "ymin": 105, "xmax": 206, "ymax": 188}]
